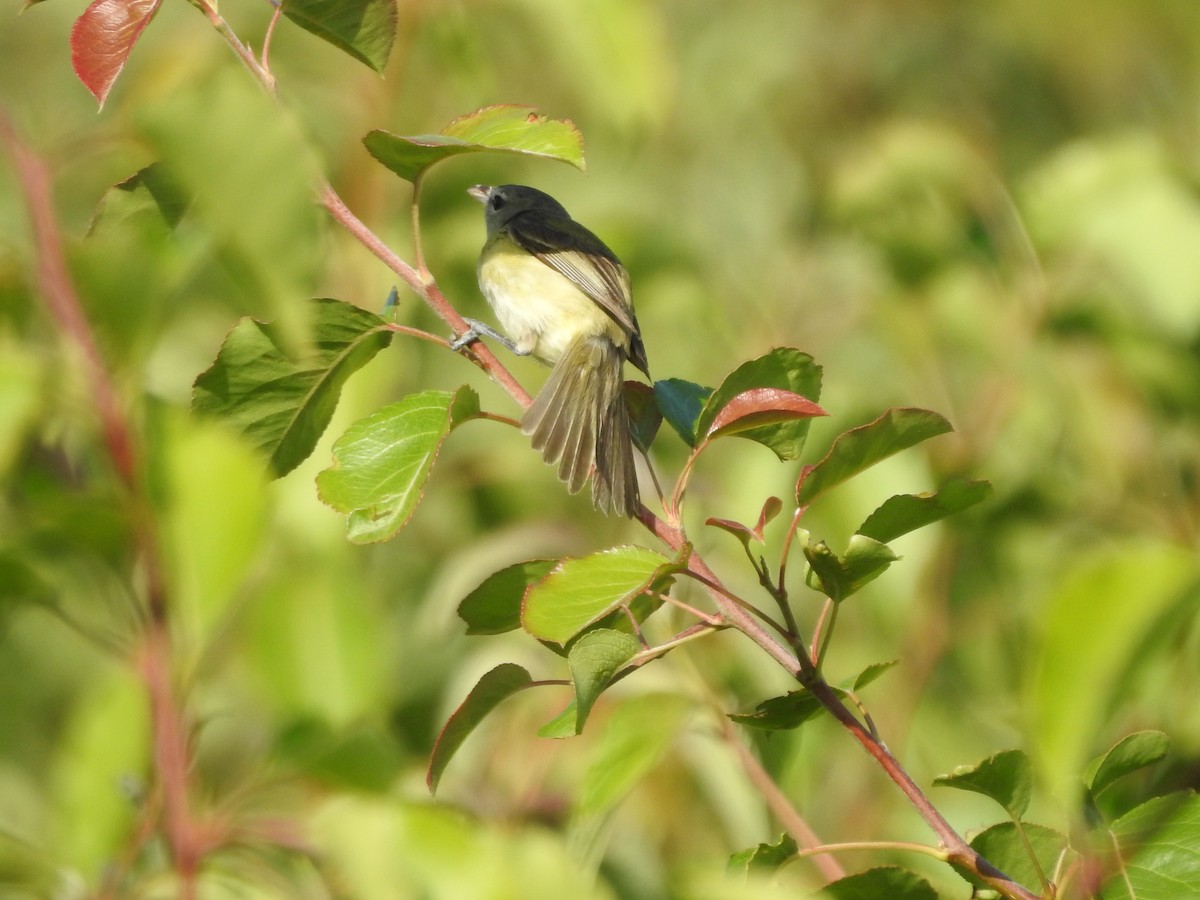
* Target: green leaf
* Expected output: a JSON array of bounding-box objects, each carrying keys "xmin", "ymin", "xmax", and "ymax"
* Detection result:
[
  {"xmin": 856, "ymin": 477, "xmax": 993, "ymax": 543},
  {"xmin": 1102, "ymin": 792, "xmax": 1200, "ymax": 899},
  {"xmin": 316, "ymin": 386, "xmax": 480, "ymax": 543},
  {"xmin": 696, "ymin": 349, "xmax": 823, "ymax": 461},
  {"xmin": 364, "ymin": 105, "xmax": 585, "ymax": 184},
  {"xmin": 801, "ymin": 532, "xmax": 899, "ymax": 602},
  {"xmin": 522, "ymin": 545, "xmax": 671, "ymax": 645},
  {"xmin": 192, "ymin": 298, "xmax": 393, "ymax": 477},
  {"xmin": 816, "ymin": 866, "xmax": 938, "ymax": 899},
  {"xmin": 959, "ymin": 822, "xmax": 1066, "ymax": 894},
  {"xmin": 427, "ymin": 663, "xmax": 532, "ymax": 793},
  {"xmin": 277, "ymin": 718, "xmax": 403, "ymax": 792},
  {"xmin": 729, "ymin": 689, "xmax": 825, "ymax": 731},
  {"xmin": 852, "ymin": 659, "xmax": 900, "ymax": 691},
  {"xmin": 281, "ymin": 0, "xmax": 397, "ymax": 72},
  {"xmin": 568, "ymin": 629, "xmax": 641, "ymax": 734},
  {"xmin": 457, "ymin": 559, "xmax": 557, "ymax": 635},
  {"xmin": 796, "ymin": 408, "xmax": 952, "ymax": 506},
  {"xmin": 89, "ymin": 163, "xmax": 189, "ymax": 234},
  {"xmin": 537, "ymin": 701, "xmax": 578, "ymax": 739},
  {"xmin": 1086, "ymin": 731, "xmax": 1172, "ymax": 799},
  {"xmin": 578, "ymin": 693, "xmax": 691, "ymax": 816},
  {"xmin": 933, "ymin": 749, "xmax": 1034, "ymax": 818},
  {"xmin": 1028, "ymin": 544, "xmax": 1196, "ymax": 801},
  {"xmin": 653, "ymin": 378, "xmax": 712, "ymax": 447},
  {"xmin": 728, "ymin": 834, "xmax": 798, "ymax": 875}
]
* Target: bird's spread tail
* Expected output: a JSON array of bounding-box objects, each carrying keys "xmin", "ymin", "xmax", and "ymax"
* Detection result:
[{"xmin": 522, "ymin": 336, "xmax": 639, "ymax": 517}]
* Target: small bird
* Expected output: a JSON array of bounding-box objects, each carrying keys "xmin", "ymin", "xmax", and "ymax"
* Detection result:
[{"xmin": 456, "ymin": 184, "xmax": 649, "ymax": 517}]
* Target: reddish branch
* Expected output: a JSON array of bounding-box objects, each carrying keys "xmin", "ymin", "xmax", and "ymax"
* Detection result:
[{"xmin": 1, "ymin": 113, "xmax": 207, "ymax": 897}]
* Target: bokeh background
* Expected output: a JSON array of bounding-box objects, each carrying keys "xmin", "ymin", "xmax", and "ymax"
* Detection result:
[{"xmin": 2, "ymin": 0, "xmax": 1199, "ymax": 896}]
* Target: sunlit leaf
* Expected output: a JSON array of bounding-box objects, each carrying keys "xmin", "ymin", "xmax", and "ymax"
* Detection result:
[
  {"xmin": 568, "ymin": 629, "xmax": 640, "ymax": 734},
  {"xmin": 281, "ymin": 0, "xmax": 397, "ymax": 72},
  {"xmin": 1086, "ymin": 731, "xmax": 1172, "ymax": 800},
  {"xmin": 457, "ymin": 559, "xmax": 557, "ymax": 635},
  {"xmin": 316, "ymin": 386, "xmax": 480, "ymax": 543},
  {"xmin": 797, "ymin": 408, "xmax": 952, "ymax": 506},
  {"xmin": 818, "ymin": 866, "xmax": 939, "ymax": 899},
  {"xmin": 958, "ymin": 822, "xmax": 1066, "ymax": 894},
  {"xmin": 427, "ymin": 664, "xmax": 532, "ymax": 793},
  {"xmin": 365, "ymin": 105, "xmax": 585, "ymax": 183},
  {"xmin": 856, "ymin": 477, "xmax": 992, "ymax": 543},
  {"xmin": 522, "ymin": 545, "xmax": 671, "ymax": 645},
  {"xmin": 192, "ymin": 298, "xmax": 393, "ymax": 477},
  {"xmin": 70, "ymin": 0, "xmax": 162, "ymax": 106},
  {"xmin": 1103, "ymin": 792, "xmax": 1200, "ymax": 899},
  {"xmin": 934, "ymin": 749, "xmax": 1034, "ymax": 818},
  {"xmin": 697, "ymin": 349, "xmax": 823, "ymax": 460},
  {"xmin": 653, "ymin": 378, "xmax": 712, "ymax": 447}
]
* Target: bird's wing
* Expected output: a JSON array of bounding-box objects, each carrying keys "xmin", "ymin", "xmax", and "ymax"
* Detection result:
[{"xmin": 507, "ymin": 213, "xmax": 639, "ymax": 337}]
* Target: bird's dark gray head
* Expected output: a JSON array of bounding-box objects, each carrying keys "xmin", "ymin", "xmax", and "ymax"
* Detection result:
[{"xmin": 469, "ymin": 184, "xmax": 570, "ymax": 236}]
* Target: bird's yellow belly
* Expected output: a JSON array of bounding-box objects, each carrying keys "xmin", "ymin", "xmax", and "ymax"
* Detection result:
[{"xmin": 478, "ymin": 240, "xmax": 620, "ymax": 365}]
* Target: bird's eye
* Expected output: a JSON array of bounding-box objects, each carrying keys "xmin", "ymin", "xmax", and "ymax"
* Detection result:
[{"xmin": 490, "ymin": 194, "xmax": 506, "ymax": 211}]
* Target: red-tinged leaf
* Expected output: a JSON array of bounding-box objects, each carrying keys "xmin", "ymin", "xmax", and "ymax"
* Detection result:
[
  {"xmin": 427, "ymin": 663, "xmax": 532, "ymax": 793},
  {"xmin": 706, "ymin": 388, "xmax": 827, "ymax": 439},
  {"xmin": 70, "ymin": 0, "xmax": 162, "ymax": 106}
]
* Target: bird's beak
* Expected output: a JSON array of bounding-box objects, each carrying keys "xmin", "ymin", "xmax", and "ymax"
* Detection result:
[{"xmin": 468, "ymin": 184, "xmax": 491, "ymax": 204}]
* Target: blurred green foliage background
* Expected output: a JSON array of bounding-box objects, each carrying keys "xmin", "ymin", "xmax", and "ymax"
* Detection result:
[{"xmin": 2, "ymin": 0, "xmax": 1199, "ymax": 896}]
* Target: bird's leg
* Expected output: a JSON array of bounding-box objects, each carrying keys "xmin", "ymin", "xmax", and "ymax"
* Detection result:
[{"xmin": 451, "ymin": 319, "xmax": 523, "ymax": 355}]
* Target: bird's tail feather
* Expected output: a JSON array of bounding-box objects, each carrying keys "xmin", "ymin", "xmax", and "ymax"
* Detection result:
[{"xmin": 522, "ymin": 336, "xmax": 639, "ymax": 517}]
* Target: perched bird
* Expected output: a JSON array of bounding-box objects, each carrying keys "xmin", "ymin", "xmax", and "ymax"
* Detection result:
[{"xmin": 457, "ymin": 184, "xmax": 649, "ymax": 517}]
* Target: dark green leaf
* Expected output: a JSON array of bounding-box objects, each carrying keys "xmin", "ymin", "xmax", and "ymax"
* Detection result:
[
  {"xmin": 1104, "ymin": 792, "xmax": 1200, "ymax": 899},
  {"xmin": 281, "ymin": 0, "xmax": 397, "ymax": 72},
  {"xmin": 522, "ymin": 545, "xmax": 671, "ymax": 645},
  {"xmin": 816, "ymin": 866, "xmax": 938, "ymax": 899},
  {"xmin": 624, "ymin": 381, "xmax": 662, "ymax": 452},
  {"xmin": 1086, "ymin": 730, "xmax": 1172, "ymax": 799},
  {"xmin": 728, "ymin": 834, "xmax": 798, "ymax": 875},
  {"xmin": 696, "ymin": 349, "xmax": 823, "ymax": 461},
  {"xmin": 568, "ymin": 629, "xmax": 640, "ymax": 733},
  {"xmin": 427, "ymin": 664, "xmax": 532, "ymax": 792},
  {"xmin": 933, "ymin": 749, "xmax": 1034, "ymax": 818},
  {"xmin": 653, "ymin": 378, "xmax": 712, "ymax": 447},
  {"xmin": 856, "ymin": 477, "xmax": 993, "ymax": 543},
  {"xmin": 796, "ymin": 408, "xmax": 952, "ymax": 506},
  {"xmin": 457, "ymin": 559, "xmax": 557, "ymax": 635},
  {"xmin": 364, "ymin": 105, "xmax": 585, "ymax": 183},
  {"xmin": 958, "ymin": 822, "xmax": 1065, "ymax": 893},
  {"xmin": 316, "ymin": 386, "xmax": 480, "ymax": 543},
  {"xmin": 729, "ymin": 689, "xmax": 825, "ymax": 731},
  {"xmin": 192, "ymin": 298, "xmax": 393, "ymax": 476}
]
